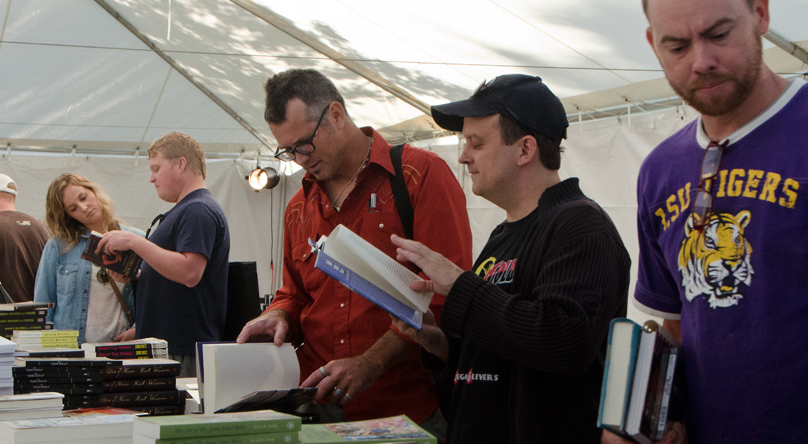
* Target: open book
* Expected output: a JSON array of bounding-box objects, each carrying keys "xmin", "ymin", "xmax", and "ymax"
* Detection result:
[
  {"xmin": 312, "ymin": 224, "xmax": 432, "ymax": 329},
  {"xmin": 195, "ymin": 342, "xmax": 313, "ymax": 414}
]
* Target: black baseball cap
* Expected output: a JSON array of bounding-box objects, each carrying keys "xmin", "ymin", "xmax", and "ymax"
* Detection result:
[{"xmin": 431, "ymin": 74, "xmax": 568, "ymax": 142}]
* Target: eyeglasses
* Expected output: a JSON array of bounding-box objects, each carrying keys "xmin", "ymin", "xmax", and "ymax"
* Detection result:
[
  {"xmin": 691, "ymin": 141, "xmax": 727, "ymax": 231},
  {"xmin": 274, "ymin": 105, "xmax": 330, "ymax": 162}
]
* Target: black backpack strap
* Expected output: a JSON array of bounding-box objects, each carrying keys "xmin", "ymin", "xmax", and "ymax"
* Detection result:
[{"xmin": 389, "ymin": 144, "xmax": 414, "ymax": 240}]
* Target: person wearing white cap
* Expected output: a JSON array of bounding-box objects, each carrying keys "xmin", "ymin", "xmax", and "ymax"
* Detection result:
[
  {"xmin": 0, "ymin": 173, "xmax": 48, "ymax": 302},
  {"xmin": 391, "ymin": 74, "xmax": 630, "ymax": 443}
]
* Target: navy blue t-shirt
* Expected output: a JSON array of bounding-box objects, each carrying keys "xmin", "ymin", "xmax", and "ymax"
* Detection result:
[{"xmin": 136, "ymin": 188, "xmax": 230, "ymax": 355}]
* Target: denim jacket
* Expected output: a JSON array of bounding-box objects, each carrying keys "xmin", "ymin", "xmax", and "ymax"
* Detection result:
[{"xmin": 33, "ymin": 225, "xmax": 144, "ymax": 344}]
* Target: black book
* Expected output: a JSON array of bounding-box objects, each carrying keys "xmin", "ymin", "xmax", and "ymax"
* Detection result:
[
  {"xmin": 14, "ymin": 382, "xmax": 104, "ymax": 395},
  {"xmin": 99, "ymin": 359, "xmax": 181, "ymax": 380},
  {"xmin": 81, "ymin": 234, "xmax": 142, "ymax": 279},
  {"xmin": 126, "ymin": 403, "xmax": 184, "ymax": 416},
  {"xmin": 13, "ymin": 367, "xmax": 104, "ymax": 378},
  {"xmin": 18, "ymin": 357, "xmax": 122, "ymax": 367},
  {"xmin": 96, "ymin": 389, "xmax": 183, "ymax": 407},
  {"xmin": 16, "ymin": 348, "xmax": 85, "ymax": 358},
  {"xmin": 0, "ymin": 309, "xmax": 48, "ymax": 318},
  {"xmin": 102, "ymin": 377, "xmax": 176, "ymax": 393},
  {"xmin": 13, "ymin": 376, "xmax": 103, "ymax": 385},
  {"xmin": 94, "ymin": 348, "xmax": 167, "ymax": 359},
  {"xmin": 0, "ymin": 302, "xmax": 53, "ymax": 312}
]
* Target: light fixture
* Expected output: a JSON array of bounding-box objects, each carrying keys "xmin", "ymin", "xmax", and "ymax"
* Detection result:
[{"xmin": 248, "ymin": 166, "xmax": 280, "ymax": 191}]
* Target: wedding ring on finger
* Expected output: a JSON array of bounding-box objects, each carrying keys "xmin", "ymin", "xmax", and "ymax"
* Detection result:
[
  {"xmin": 343, "ymin": 392, "xmax": 353, "ymax": 401},
  {"xmin": 333, "ymin": 387, "xmax": 346, "ymax": 397},
  {"xmin": 319, "ymin": 366, "xmax": 328, "ymax": 377}
]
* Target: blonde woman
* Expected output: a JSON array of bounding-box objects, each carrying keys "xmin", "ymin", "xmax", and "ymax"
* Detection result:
[{"xmin": 34, "ymin": 173, "xmax": 144, "ymax": 344}]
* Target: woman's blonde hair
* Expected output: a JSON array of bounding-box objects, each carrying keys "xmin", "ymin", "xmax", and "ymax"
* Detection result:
[{"xmin": 45, "ymin": 173, "xmax": 120, "ymax": 251}]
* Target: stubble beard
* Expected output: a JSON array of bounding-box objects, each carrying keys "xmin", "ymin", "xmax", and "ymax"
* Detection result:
[{"xmin": 671, "ymin": 33, "xmax": 762, "ymax": 117}]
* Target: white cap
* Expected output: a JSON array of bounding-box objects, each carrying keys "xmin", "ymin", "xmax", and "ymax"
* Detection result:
[{"xmin": 0, "ymin": 174, "xmax": 17, "ymax": 195}]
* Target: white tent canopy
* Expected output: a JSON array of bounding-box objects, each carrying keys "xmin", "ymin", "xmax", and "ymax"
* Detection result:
[{"xmin": 1, "ymin": 0, "xmax": 807, "ymax": 316}]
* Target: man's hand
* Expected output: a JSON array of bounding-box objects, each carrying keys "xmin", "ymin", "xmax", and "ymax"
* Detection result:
[
  {"xmin": 97, "ymin": 230, "xmax": 141, "ymax": 256},
  {"xmin": 390, "ymin": 234, "xmax": 463, "ymax": 296},
  {"xmin": 113, "ymin": 327, "xmax": 136, "ymax": 342},
  {"xmin": 601, "ymin": 423, "xmax": 687, "ymax": 444},
  {"xmin": 106, "ymin": 269, "xmax": 132, "ymax": 284},
  {"xmin": 236, "ymin": 309, "xmax": 290, "ymax": 346},
  {"xmin": 390, "ymin": 310, "xmax": 448, "ymax": 362},
  {"xmin": 300, "ymin": 354, "xmax": 385, "ymax": 407}
]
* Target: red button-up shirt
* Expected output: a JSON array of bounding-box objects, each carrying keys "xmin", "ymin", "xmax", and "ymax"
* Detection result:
[{"xmin": 270, "ymin": 128, "xmax": 472, "ymax": 422}]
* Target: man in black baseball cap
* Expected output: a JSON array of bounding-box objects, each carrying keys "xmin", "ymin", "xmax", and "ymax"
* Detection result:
[{"xmin": 391, "ymin": 74, "xmax": 629, "ymax": 443}]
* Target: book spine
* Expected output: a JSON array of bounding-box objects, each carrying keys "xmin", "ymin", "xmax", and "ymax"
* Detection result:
[
  {"xmin": 152, "ymin": 420, "xmax": 301, "ymax": 439},
  {"xmin": 127, "ymin": 403, "xmax": 184, "ymax": 416},
  {"xmin": 315, "ymin": 251, "xmax": 422, "ymax": 329},
  {"xmin": 95, "ymin": 349, "xmax": 168, "ymax": 359},
  {"xmin": 103, "ymin": 377, "xmax": 177, "ymax": 393},
  {"xmin": 13, "ymin": 367, "xmax": 102, "ymax": 377},
  {"xmin": 13, "ymin": 376, "xmax": 103, "ymax": 384},
  {"xmin": 0, "ymin": 309, "xmax": 48, "ymax": 317},
  {"xmin": 101, "ymin": 364, "xmax": 181, "ymax": 380},
  {"xmin": 93, "ymin": 343, "xmax": 167, "ymax": 353},
  {"xmin": 14, "ymin": 382, "xmax": 103, "ymax": 394},
  {"xmin": 12, "ymin": 330, "xmax": 78, "ymax": 338},
  {"xmin": 655, "ymin": 349, "xmax": 680, "ymax": 440},
  {"xmin": 146, "ymin": 432, "xmax": 299, "ymax": 444},
  {"xmin": 20, "ymin": 359, "xmax": 118, "ymax": 367},
  {"xmin": 97, "ymin": 390, "xmax": 182, "ymax": 407}
]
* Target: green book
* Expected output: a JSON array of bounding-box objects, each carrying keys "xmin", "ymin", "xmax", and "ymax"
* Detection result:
[
  {"xmin": 133, "ymin": 410, "xmax": 301, "ymax": 439},
  {"xmin": 299, "ymin": 415, "xmax": 436, "ymax": 444},
  {"xmin": 133, "ymin": 431, "xmax": 298, "ymax": 444}
]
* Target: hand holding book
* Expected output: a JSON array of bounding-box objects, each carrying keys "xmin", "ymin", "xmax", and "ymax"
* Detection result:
[
  {"xmin": 390, "ymin": 310, "xmax": 448, "ymax": 362},
  {"xmin": 390, "ymin": 234, "xmax": 464, "ymax": 297},
  {"xmin": 601, "ymin": 422, "xmax": 687, "ymax": 444}
]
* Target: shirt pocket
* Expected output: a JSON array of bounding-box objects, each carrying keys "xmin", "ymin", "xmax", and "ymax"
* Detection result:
[
  {"xmin": 290, "ymin": 240, "xmax": 328, "ymax": 296},
  {"xmin": 55, "ymin": 263, "xmax": 81, "ymax": 303}
]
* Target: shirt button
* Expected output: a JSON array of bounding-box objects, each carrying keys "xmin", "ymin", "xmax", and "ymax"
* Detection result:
[
  {"xmin": 340, "ymin": 303, "xmax": 345, "ymax": 308},
  {"xmin": 379, "ymin": 223, "xmax": 384, "ymax": 229},
  {"xmin": 340, "ymin": 339, "xmax": 345, "ymax": 344}
]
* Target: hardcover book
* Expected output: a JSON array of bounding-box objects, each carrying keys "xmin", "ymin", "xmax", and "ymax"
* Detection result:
[
  {"xmin": 312, "ymin": 224, "xmax": 431, "ymax": 329},
  {"xmin": 133, "ymin": 409, "xmax": 301, "ymax": 439},
  {"xmin": 0, "ymin": 410, "xmax": 136, "ymax": 443},
  {"xmin": 597, "ymin": 318, "xmax": 642, "ymax": 436},
  {"xmin": 81, "ymin": 233, "xmax": 143, "ymax": 280},
  {"xmin": 299, "ymin": 415, "xmax": 436, "ymax": 443},
  {"xmin": 597, "ymin": 318, "xmax": 686, "ymax": 443}
]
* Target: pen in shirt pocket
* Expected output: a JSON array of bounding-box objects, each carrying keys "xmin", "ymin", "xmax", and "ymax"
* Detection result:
[{"xmin": 368, "ymin": 192, "xmax": 378, "ymax": 212}]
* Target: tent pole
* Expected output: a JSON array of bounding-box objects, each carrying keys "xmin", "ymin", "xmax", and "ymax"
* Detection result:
[
  {"xmin": 764, "ymin": 29, "xmax": 808, "ymax": 66},
  {"xmin": 231, "ymin": 0, "xmax": 432, "ymax": 116},
  {"xmin": 93, "ymin": 0, "xmax": 275, "ymax": 155}
]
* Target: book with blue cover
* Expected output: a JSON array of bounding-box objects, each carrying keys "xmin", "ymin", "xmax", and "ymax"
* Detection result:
[
  {"xmin": 597, "ymin": 318, "xmax": 642, "ymax": 436},
  {"xmin": 311, "ymin": 224, "xmax": 431, "ymax": 330}
]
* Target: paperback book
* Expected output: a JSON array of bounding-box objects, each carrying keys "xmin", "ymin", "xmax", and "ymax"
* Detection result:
[
  {"xmin": 133, "ymin": 409, "xmax": 301, "ymax": 439},
  {"xmin": 81, "ymin": 233, "xmax": 143, "ymax": 280},
  {"xmin": 312, "ymin": 224, "xmax": 431, "ymax": 329},
  {"xmin": 299, "ymin": 415, "xmax": 436, "ymax": 444}
]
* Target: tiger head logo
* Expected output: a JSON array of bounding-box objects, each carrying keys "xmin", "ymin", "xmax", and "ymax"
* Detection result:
[{"xmin": 678, "ymin": 210, "xmax": 754, "ymax": 309}]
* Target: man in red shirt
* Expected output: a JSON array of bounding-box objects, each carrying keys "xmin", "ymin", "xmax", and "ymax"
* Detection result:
[{"xmin": 237, "ymin": 69, "xmax": 472, "ymax": 438}]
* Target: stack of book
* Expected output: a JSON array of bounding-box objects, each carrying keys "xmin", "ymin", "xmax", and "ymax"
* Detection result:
[
  {"xmin": 299, "ymin": 415, "xmax": 438, "ymax": 444},
  {"xmin": 0, "ymin": 336, "xmax": 17, "ymax": 396},
  {"xmin": 0, "ymin": 392, "xmax": 64, "ymax": 421},
  {"xmin": 0, "ymin": 302, "xmax": 52, "ymax": 339},
  {"xmin": 0, "ymin": 405, "xmax": 138, "ymax": 444},
  {"xmin": 132, "ymin": 409, "xmax": 302, "ymax": 444},
  {"xmin": 82, "ymin": 337, "xmax": 169, "ymax": 360},
  {"xmin": 11, "ymin": 329, "xmax": 79, "ymax": 350},
  {"xmin": 97, "ymin": 358, "xmax": 185, "ymax": 416},
  {"xmin": 12, "ymin": 357, "xmax": 122, "ymax": 408},
  {"xmin": 597, "ymin": 319, "xmax": 686, "ymax": 443}
]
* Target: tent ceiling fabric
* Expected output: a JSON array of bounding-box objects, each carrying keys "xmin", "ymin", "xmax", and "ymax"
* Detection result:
[{"xmin": 0, "ymin": 0, "xmax": 806, "ymax": 156}]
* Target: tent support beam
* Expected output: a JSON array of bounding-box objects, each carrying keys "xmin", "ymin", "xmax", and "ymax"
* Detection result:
[
  {"xmin": 231, "ymin": 0, "xmax": 432, "ymax": 116},
  {"xmin": 93, "ymin": 0, "xmax": 274, "ymax": 152},
  {"xmin": 764, "ymin": 28, "xmax": 808, "ymax": 66}
]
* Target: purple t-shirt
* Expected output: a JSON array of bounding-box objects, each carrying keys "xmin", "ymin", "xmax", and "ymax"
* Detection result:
[{"xmin": 635, "ymin": 80, "xmax": 808, "ymax": 444}]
